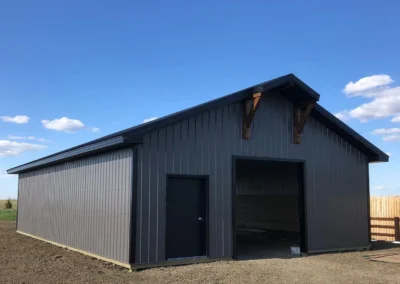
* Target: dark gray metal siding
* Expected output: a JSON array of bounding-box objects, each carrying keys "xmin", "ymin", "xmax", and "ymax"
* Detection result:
[
  {"xmin": 135, "ymin": 92, "xmax": 369, "ymax": 263},
  {"xmin": 17, "ymin": 148, "xmax": 133, "ymax": 264}
]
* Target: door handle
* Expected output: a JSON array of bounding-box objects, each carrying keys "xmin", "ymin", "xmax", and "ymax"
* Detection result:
[{"xmin": 198, "ymin": 217, "xmax": 203, "ymax": 221}]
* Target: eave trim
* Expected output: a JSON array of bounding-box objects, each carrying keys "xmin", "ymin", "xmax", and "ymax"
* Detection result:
[{"xmin": 7, "ymin": 136, "xmax": 126, "ymax": 174}]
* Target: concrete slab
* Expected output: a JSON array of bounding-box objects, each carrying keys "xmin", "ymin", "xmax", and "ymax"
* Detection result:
[{"xmin": 236, "ymin": 232, "xmax": 299, "ymax": 260}]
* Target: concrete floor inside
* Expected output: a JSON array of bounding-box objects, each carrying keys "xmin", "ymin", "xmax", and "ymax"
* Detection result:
[{"xmin": 235, "ymin": 230, "xmax": 299, "ymax": 260}]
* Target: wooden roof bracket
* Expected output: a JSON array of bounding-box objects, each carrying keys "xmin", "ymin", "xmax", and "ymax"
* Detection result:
[
  {"xmin": 242, "ymin": 92, "xmax": 262, "ymax": 139},
  {"xmin": 293, "ymin": 100, "xmax": 316, "ymax": 144}
]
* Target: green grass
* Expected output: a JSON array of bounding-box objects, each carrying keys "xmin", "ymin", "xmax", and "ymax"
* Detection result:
[
  {"xmin": 0, "ymin": 209, "xmax": 17, "ymax": 221},
  {"xmin": 0, "ymin": 200, "xmax": 18, "ymax": 221},
  {"xmin": 0, "ymin": 199, "xmax": 17, "ymax": 209}
]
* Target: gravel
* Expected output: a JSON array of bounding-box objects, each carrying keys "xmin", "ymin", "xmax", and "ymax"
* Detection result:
[{"xmin": 1, "ymin": 221, "xmax": 400, "ymax": 284}]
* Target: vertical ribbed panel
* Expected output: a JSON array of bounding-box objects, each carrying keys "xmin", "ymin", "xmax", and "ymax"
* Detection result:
[
  {"xmin": 135, "ymin": 92, "xmax": 369, "ymax": 263},
  {"xmin": 17, "ymin": 148, "xmax": 133, "ymax": 264}
]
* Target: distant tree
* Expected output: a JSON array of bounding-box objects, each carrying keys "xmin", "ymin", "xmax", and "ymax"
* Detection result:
[{"xmin": 4, "ymin": 198, "xmax": 12, "ymax": 209}]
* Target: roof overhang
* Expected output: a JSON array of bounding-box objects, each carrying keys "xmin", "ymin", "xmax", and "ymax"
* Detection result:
[
  {"xmin": 312, "ymin": 105, "xmax": 389, "ymax": 162},
  {"xmin": 7, "ymin": 136, "xmax": 139, "ymax": 174},
  {"xmin": 7, "ymin": 74, "xmax": 388, "ymax": 174}
]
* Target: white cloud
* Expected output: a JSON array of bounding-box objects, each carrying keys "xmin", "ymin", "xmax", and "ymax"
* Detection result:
[
  {"xmin": 41, "ymin": 117, "xmax": 85, "ymax": 133},
  {"xmin": 371, "ymin": 128, "xmax": 400, "ymax": 142},
  {"xmin": 0, "ymin": 168, "xmax": 13, "ymax": 178},
  {"xmin": 382, "ymin": 135, "xmax": 400, "ymax": 142},
  {"xmin": 343, "ymin": 75, "xmax": 394, "ymax": 95},
  {"xmin": 8, "ymin": 135, "xmax": 51, "ymax": 143},
  {"xmin": 143, "ymin": 117, "xmax": 158, "ymax": 123},
  {"xmin": 0, "ymin": 168, "xmax": 12, "ymax": 178},
  {"xmin": 386, "ymin": 152, "xmax": 392, "ymax": 156},
  {"xmin": 334, "ymin": 110, "xmax": 350, "ymax": 121},
  {"xmin": 0, "ymin": 174, "xmax": 12, "ymax": 178},
  {"xmin": 337, "ymin": 75, "xmax": 400, "ymax": 122},
  {"xmin": 0, "ymin": 115, "xmax": 30, "ymax": 124},
  {"xmin": 41, "ymin": 117, "xmax": 100, "ymax": 133},
  {"xmin": 371, "ymin": 128, "xmax": 400, "ymax": 135},
  {"xmin": 372, "ymin": 185, "xmax": 384, "ymax": 191},
  {"xmin": 391, "ymin": 116, "xmax": 400, "ymax": 123},
  {"xmin": 347, "ymin": 87, "xmax": 400, "ymax": 121},
  {"xmin": 0, "ymin": 140, "xmax": 47, "ymax": 157}
]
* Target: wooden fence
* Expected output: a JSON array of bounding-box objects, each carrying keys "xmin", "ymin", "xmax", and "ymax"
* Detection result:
[
  {"xmin": 370, "ymin": 217, "xmax": 400, "ymax": 241},
  {"xmin": 370, "ymin": 196, "xmax": 400, "ymax": 241}
]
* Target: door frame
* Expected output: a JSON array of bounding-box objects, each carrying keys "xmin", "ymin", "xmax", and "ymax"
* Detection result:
[
  {"xmin": 231, "ymin": 156, "xmax": 308, "ymax": 257},
  {"xmin": 165, "ymin": 174, "xmax": 210, "ymax": 260}
]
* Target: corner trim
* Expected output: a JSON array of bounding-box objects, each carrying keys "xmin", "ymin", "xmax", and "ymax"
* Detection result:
[
  {"xmin": 366, "ymin": 163, "xmax": 371, "ymax": 244},
  {"xmin": 16, "ymin": 231, "xmax": 132, "ymax": 270},
  {"xmin": 129, "ymin": 146, "xmax": 138, "ymax": 264},
  {"xmin": 16, "ymin": 179, "xmax": 20, "ymax": 231}
]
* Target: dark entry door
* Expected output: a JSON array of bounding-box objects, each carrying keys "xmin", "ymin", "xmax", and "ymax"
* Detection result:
[{"xmin": 166, "ymin": 176, "xmax": 207, "ymax": 259}]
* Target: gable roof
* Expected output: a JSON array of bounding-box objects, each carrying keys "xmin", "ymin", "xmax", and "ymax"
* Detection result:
[{"xmin": 7, "ymin": 74, "xmax": 388, "ymax": 174}]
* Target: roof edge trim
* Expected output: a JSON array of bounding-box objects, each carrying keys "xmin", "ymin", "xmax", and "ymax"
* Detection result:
[
  {"xmin": 313, "ymin": 104, "xmax": 389, "ymax": 162},
  {"xmin": 7, "ymin": 136, "xmax": 126, "ymax": 174},
  {"xmin": 7, "ymin": 74, "xmax": 388, "ymax": 173}
]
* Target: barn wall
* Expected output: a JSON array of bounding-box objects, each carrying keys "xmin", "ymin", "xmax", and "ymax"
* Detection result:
[
  {"xmin": 17, "ymin": 148, "xmax": 133, "ymax": 264},
  {"xmin": 135, "ymin": 93, "xmax": 369, "ymax": 263}
]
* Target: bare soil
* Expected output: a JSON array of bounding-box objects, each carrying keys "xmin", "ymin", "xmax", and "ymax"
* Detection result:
[{"xmin": 1, "ymin": 221, "xmax": 400, "ymax": 284}]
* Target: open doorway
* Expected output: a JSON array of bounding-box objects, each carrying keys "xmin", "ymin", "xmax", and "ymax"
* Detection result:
[{"xmin": 232, "ymin": 157, "xmax": 306, "ymax": 260}]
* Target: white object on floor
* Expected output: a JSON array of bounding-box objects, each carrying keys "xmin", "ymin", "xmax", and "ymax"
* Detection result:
[{"xmin": 291, "ymin": 246, "xmax": 301, "ymax": 255}]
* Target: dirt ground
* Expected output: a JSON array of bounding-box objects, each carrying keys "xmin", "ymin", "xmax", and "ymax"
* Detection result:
[{"xmin": 1, "ymin": 221, "xmax": 400, "ymax": 284}]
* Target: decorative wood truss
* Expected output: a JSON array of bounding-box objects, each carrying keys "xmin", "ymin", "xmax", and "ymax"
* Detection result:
[
  {"xmin": 242, "ymin": 91, "xmax": 316, "ymax": 143},
  {"xmin": 242, "ymin": 92, "xmax": 262, "ymax": 139},
  {"xmin": 293, "ymin": 100, "xmax": 316, "ymax": 144}
]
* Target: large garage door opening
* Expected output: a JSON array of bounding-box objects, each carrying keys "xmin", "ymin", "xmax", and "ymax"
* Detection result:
[{"xmin": 233, "ymin": 158, "xmax": 306, "ymax": 260}]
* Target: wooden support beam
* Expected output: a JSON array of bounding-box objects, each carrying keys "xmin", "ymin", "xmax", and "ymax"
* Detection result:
[
  {"xmin": 395, "ymin": 217, "xmax": 400, "ymax": 242},
  {"xmin": 242, "ymin": 93, "xmax": 262, "ymax": 139},
  {"xmin": 293, "ymin": 101, "xmax": 315, "ymax": 144}
]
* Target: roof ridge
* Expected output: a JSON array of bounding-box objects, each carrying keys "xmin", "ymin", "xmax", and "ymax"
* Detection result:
[{"xmin": 7, "ymin": 74, "xmax": 388, "ymax": 174}]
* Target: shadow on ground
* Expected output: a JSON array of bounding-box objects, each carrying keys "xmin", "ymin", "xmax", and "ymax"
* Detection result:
[{"xmin": 370, "ymin": 241, "xmax": 400, "ymax": 251}]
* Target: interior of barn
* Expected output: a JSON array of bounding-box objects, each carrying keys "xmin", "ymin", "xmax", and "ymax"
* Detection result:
[{"xmin": 234, "ymin": 159, "xmax": 303, "ymax": 260}]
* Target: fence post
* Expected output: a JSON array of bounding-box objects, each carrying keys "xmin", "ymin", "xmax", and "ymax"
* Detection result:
[{"xmin": 395, "ymin": 217, "xmax": 400, "ymax": 242}]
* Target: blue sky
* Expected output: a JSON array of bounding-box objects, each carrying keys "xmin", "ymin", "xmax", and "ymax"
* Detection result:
[{"xmin": 1, "ymin": 0, "xmax": 400, "ymax": 198}]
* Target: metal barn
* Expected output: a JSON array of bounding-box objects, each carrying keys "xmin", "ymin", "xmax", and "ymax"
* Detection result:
[{"xmin": 8, "ymin": 74, "xmax": 388, "ymax": 269}]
